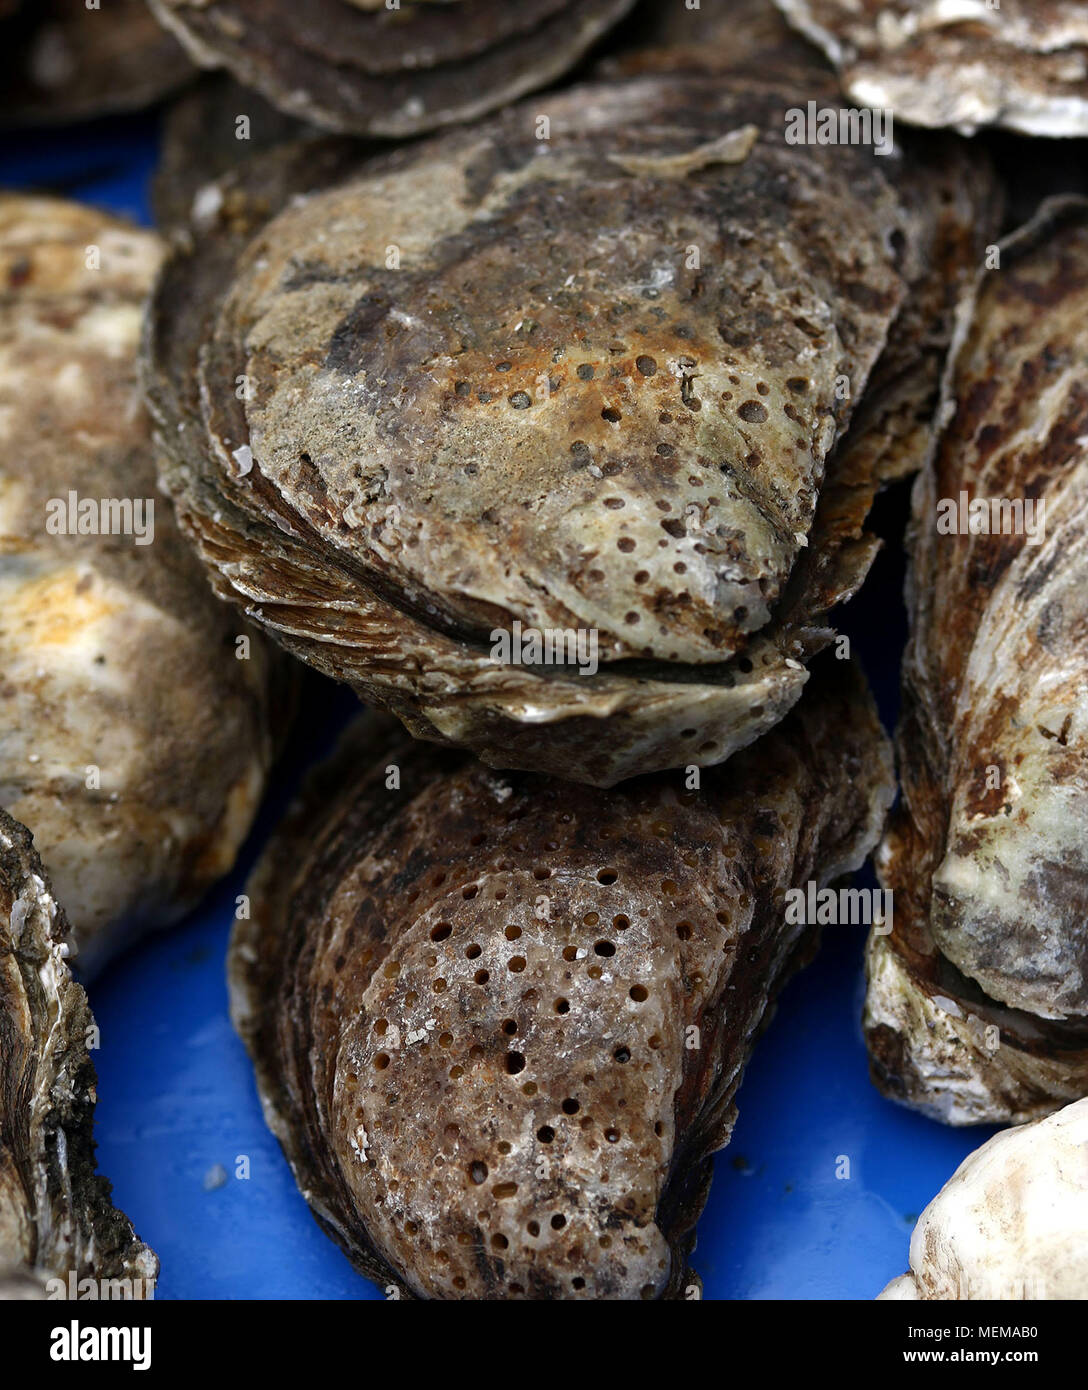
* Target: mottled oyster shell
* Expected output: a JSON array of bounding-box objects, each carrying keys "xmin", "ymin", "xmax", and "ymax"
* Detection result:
[
  {"xmin": 774, "ymin": 0, "xmax": 1088, "ymax": 135},
  {"xmin": 866, "ymin": 198, "xmax": 1088, "ymax": 1126},
  {"xmin": 0, "ymin": 808, "xmax": 157, "ymax": 1300},
  {"xmin": 0, "ymin": 195, "xmax": 282, "ymax": 977},
  {"xmin": 1, "ymin": 0, "xmax": 192, "ymax": 126},
  {"xmin": 880, "ymin": 1096, "xmax": 1088, "ymax": 1299},
  {"xmin": 146, "ymin": 68, "xmax": 998, "ymax": 786},
  {"xmin": 146, "ymin": 0, "xmax": 636, "ymax": 137},
  {"xmin": 229, "ymin": 660, "xmax": 893, "ymax": 1300}
]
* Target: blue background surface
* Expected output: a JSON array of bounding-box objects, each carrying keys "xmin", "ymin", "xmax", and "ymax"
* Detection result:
[{"xmin": 0, "ymin": 113, "xmax": 997, "ymax": 1301}]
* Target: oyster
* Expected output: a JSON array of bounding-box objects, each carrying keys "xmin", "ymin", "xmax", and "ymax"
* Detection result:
[
  {"xmin": 604, "ymin": 0, "xmax": 819, "ymax": 76},
  {"xmin": 2, "ymin": 0, "xmax": 192, "ymax": 126},
  {"xmin": 153, "ymin": 75, "xmax": 317, "ymax": 231},
  {"xmin": 0, "ymin": 194, "xmax": 282, "ymax": 977},
  {"xmin": 146, "ymin": 67, "xmax": 998, "ymax": 785},
  {"xmin": 880, "ymin": 1096, "xmax": 1088, "ymax": 1299},
  {"xmin": 230, "ymin": 660, "xmax": 893, "ymax": 1300},
  {"xmin": 0, "ymin": 808, "xmax": 157, "ymax": 1300},
  {"xmin": 774, "ymin": 0, "xmax": 1088, "ymax": 136},
  {"xmin": 866, "ymin": 198, "xmax": 1088, "ymax": 1125},
  {"xmin": 146, "ymin": 0, "xmax": 637, "ymax": 137}
]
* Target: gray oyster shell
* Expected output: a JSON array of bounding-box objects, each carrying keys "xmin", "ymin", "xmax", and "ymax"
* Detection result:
[
  {"xmin": 0, "ymin": 808, "xmax": 157, "ymax": 1300},
  {"xmin": 880, "ymin": 1096, "xmax": 1088, "ymax": 1299},
  {"xmin": 866, "ymin": 198, "xmax": 1088, "ymax": 1126},
  {"xmin": 0, "ymin": 195, "xmax": 282, "ymax": 977},
  {"xmin": 1, "ymin": 0, "xmax": 192, "ymax": 127},
  {"xmin": 145, "ymin": 67, "xmax": 998, "ymax": 786},
  {"xmin": 229, "ymin": 659, "xmax": 893, "ymax": 1300},
  {"xmin": 774, "ymin": 0, "xmax": 1088, "ymax": 135},
  {"xmin": 147, "ymin": 0, "xmax": 637, "ymax": 138}
]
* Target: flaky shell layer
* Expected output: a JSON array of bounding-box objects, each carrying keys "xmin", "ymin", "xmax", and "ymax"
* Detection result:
[
  {"xmin": 147, "ymin": 0, "xmax": 636, "ymax": 137},
  {"xmin": 230, "ymin": 661, "xmax": 893, "ymax": 1299},
  {"xmin": 867, "ymin": 198, "xmax": 1088, "ymax": 1124},
  {"xmin": 146, "ymin": 69, "xmax": 997, "ymax": 784},
  {"xmin": 0, "ymin": 809, "xmax": 157, "ymax": 1299},
  {"xmin": 775, "ymin": 0, "xmax": 1088, "ymax": 135}
]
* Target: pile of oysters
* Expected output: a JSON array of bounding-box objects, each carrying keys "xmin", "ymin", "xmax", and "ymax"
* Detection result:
[{"xmin": 3, "ymin": 0, "xmax": 1088, "ymax": 1301}]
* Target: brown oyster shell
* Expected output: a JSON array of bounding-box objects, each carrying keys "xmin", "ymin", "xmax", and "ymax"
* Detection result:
[
  {"xmin": 0, "ymin": 808, "xmax": 157, "ymax": 1299},
  {"xmin": 1, "ymin": 0, "xmax": 192, "ymax": 126},
  {"xmin": 145, "ymin": 68, "xmax": 998, "ymax": 785},
  {"xmin": 603, "ymin": 0, "xmax": 821, "ymax": 77},
  {"xmin": 229, "ymin": 660, "xmax": 893, "ymax": 1300},
  {"xmin": 0, "ymin": 195, "xmax": 283, "ymax": 977},
  {"xmin": 146, "ymin": 0, "xmax": 637, "ymax": 138},
  {"xmin": 774, "ymin": 0, "xmax": 1088, "ymax": 136},
  {"xmin": 866, "ymin": 197, "xmax": 1088, "ymax": 1125},
  {"xmin": 153, "ymin": 75, "xmax": 319, "ymax": 231}
]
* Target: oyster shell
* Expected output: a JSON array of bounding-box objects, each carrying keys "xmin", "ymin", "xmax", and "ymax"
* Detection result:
[
  {"xmin": 153, "ymin": 75, "xmax": 317, "ymax": 231},
  {"xmin": 774, "ymin": 0, "xmax": 1088, "ymax": 136},
  {"xmin": 880, "ymin": 1096, "xmax": 1088, "ymax": 1299},
  {"xmin": 145, "ymin": 67, "xmax": 998, "ymax": 786},
  {"xmin": 229, "ymin": 660, "xmax": 893, "ymax": 1300},
  {"xmin": 0, "ymin": 195, "xmax": 282, "ymax": 977},
  {"xmin": 146, "ymin": 0, "xmax": 637, "ymax": 137},
  {"xmin": 604, "ymin": 0, "xmax": 820, "ymax": 76},
  {"xmin": 866, "ymin": 198, "xmax": 1088, "ymax": 1125},
  {"xmin": 2, "ymin": 0, "xmax": 192, "ymax": 126},
  {"xmin": 0, "ymin": 808, "xmax": 157, "ymax": 1300}
]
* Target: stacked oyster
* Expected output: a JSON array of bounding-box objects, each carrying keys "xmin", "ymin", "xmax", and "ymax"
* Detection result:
[
  {"xmin": 866, "ymin": 198, "xmax": 1088, "ymax": 1126},
  {"xmin": 145, "ymin": 59, "xmax": 998, "ymax": 784},
  {"xmin": 5, "ymin": 0, "xmax": 1088, "ymax": 1303}
]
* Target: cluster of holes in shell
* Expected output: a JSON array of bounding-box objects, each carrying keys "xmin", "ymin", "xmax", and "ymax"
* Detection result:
[{"xmin": 345, "ymin": 833, "xmax": 734, "ymax": 1291}]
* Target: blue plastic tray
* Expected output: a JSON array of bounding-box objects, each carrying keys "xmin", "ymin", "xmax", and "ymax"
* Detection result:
[{"xmin": 0, "ymin": 114, "xmax": 996, "ymax": 1300}]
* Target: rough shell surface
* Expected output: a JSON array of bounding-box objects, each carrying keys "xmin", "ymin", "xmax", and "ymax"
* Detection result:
[
  {"xmin": 147, "ymin": 0, "xmax": 637, "ymax": 137},
  {"xmin": 1, "ymin": 0, "xmax": 192, "ymax": 126},
  {"xmin": 866, "ymin": 198, "xmax": 1088, "ymax": 1125},
  {"xmin": 0, "ymin": 808, "xmax": 158, "ymax": 1299},
  {"xmin": 229, "ymin": 660, "xmax": 893, "ymax": 1300},
  {"xmin": 775, "ymin": 0, "xmax": 1088, "ymax": 135},
  {"xmin": 879, "ymin": 1095, "xmax": 1088, "ymax": 1299},
  {"xmin": 0, "ymin": 195, "xmax": 281, "ymax": 977},
  {"xmin": 145, "ymin": 69, "xmax": 998, "ymax": 785}
]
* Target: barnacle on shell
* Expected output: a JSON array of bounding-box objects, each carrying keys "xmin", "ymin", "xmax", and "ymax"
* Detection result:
[
  {"xmin": 146, "ymin": 0, "xmax": 637, "ymax": 138},
  {"xmin": 145, "ymin": 64, "xmax": 999, "ymax": 785},
  {"xmin": 880, "ymin": 1096, "xmax": 1088, "ymax": 1299},
  {"xmin": 229, "ymin": 660, "xmax": 893, "ymax": 1299},
  {"xmin": 866, "ymin": 198, "xmax": 1088, "ymax": 1125},
  {"xmin": 0, "ymin": 194, "xmax": 283, "ymax": 976},
  {"xmin": 774, "ymin": 0, "xmax": 1088, "ymax": 136},
  {"xmin": 0, "ymin": 808, "xmax": 157, "ymax": 1299}
]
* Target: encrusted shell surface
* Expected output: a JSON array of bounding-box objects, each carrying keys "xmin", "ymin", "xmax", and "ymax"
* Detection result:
[
  {"xmin": 229, "ymin": 660, "xmax": 893, "ymax": 1299},
  {"xmin": 866, "ymin": 198, "xmax": 1088, "ymax": 1126},
  {"xmin": 146, "ymin": 68, "xmax": 998, "ymax": 785},
  {"xmin": 147, "ymin": 0, "xmax": 637, "ymax": 137},
  {"xmin": 0, "ymin": 195, "xmax": 282, "ymax": 976},
  {"xmin": 775, "ymin": 0, "xmax": 1088, "ymax": 135},
  {"xmin": 879, "ymin": 1096, "xmax": 1088, "ymax": 1299},
  {"xmin": 1, "ymin": 0, "xmax": 192, "ymax": 126},
  {"xmin": 0, "ymin": 808, "xmax": 157, "ymax": 1299}
]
